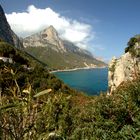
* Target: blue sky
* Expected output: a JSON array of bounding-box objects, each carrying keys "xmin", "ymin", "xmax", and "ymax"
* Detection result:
[{"xmin": 1, "ymin": 0, "xmax": 140, "ymax": 62}]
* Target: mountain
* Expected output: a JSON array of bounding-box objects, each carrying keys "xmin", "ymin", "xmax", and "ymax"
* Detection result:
[
  {"xmin": 0, "ymin": 5, "xmax": 23, "ymax": 48},
  {"xmin": 0, "ymin": 5, "xmax": 48, "ymax": 66},
  {"xmin": 0, "ymin": 39, "xmax": 47, "ymax": 68},
  {"xmin": 0, "ymin": 4, "xmax": 106, "ymax": 70},
  {"xmin": 108, "ymin": 35, "xmax": 140, "ymax": 94},
  {"xmin": 23, "ymin": 26, "xmax": 106, "ymax": 70}
]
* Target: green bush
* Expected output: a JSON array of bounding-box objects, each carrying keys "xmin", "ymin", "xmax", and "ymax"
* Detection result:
[{"xmin": 125, "ymin": 36, "xmax": 140, "ymax": 57}]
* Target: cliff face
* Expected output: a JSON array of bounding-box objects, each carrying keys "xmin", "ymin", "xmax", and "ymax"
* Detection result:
[
  {"xmin": 108, "ymin": 36, "xmax": 140, "ymax": 94},
  {"xmin": 23, "ymin": 25, "xmax": 66, "ymax": 53},
  {"xmin": 0, "ymin": 5, "xmax": 23, "ymax": 48}
]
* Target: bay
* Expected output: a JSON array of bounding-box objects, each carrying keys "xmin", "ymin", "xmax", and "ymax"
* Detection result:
[{"xmin": 54, "ymin": 68, "xmax": 108, "ymax": 96}]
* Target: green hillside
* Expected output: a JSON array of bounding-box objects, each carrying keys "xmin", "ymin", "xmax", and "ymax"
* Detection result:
[
  {"xmin": 0, "ymin": 39, "xmax": 46, "ymax": 67},
  {"xmin": 1, "ymin": 40, "xmax": 140, "ymax": 139},
  {"xmin": 23, "ymin": 25, "xmax": 107, "ymax": 70},
  {"xmin": 25, "ymin": 46, "xmax": 106, "ymax": 70}
]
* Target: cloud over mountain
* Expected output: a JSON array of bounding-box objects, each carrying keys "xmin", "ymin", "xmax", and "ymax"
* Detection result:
[{"xmin": 6, "ymin": 5, "xmax": 94, "ymax": 49}]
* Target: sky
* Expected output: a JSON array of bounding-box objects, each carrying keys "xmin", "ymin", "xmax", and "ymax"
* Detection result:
[{"xmin": 0, "ymin": 0, "xmax": 140, "ymax": 62}]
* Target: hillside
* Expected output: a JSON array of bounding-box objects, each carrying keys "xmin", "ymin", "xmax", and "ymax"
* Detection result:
[
  {"xmin": 23, "ymin": 26, "xmax": 106, "ymax": 70},
  {"xmin": 0, "ymin": 39, "xmax": 47, "ymax": 67},
  {"xmin": 0, "ymin": 40, "xmax": 91, "ymax": 139},
  {"xmin": 0, "ymin": 40, "xmax": 77, "ymax": 94},
  {"xmin": 1, "ymin": 37, "xmax": 140, "ymax": 139}
]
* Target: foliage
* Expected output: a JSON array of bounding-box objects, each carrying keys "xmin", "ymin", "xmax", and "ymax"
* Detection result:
[
  {"xmin": 1, "ymin": 40, "xmax": 140, "ymax": 139},
  {"xmin": 0, "ymin": 39, "xmax": 46, "ymax": 68},
  {"xmin": 1, "ymin": 61, "xmax": 140, "ymax": 139},
  {"xmin": 25, "ymin": 46, "xmax": 106, "ymax": 70},
  {"xmin": 0, "ymin": 41, "xmax": 15, "ymax": 57},
  {"xmin": 0, "ymin": 57, "xmax": 79, "ymax": 139},
  {"xmin": 125, "ymin": 36, "xmax": 140, "ymax": 57},
  {"xmin": 109, "ymin": 61, "xmax": 116, "ymax": 73}
]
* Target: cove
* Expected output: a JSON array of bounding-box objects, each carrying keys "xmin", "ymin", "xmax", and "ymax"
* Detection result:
[{"xmin": 54, "ymin": 68, "xmax": 108, "ymax": 96}]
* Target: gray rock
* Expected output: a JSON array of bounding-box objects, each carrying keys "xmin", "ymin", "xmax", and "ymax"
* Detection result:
[{"xmin": 23, "ymin": 25, "xmax": 66, "ymax": 53}]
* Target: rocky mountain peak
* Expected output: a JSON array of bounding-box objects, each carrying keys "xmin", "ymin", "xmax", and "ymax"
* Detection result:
[
  {"xmin": 0, "ymin": 5, "xmax": 23, "ymax": 48},
  {"xmin": 24, "ymin": 26, "xmax": 66, "ymax": 53},
  {"xmin": 41, "ymin": 25, "xmax": 59, "ymax": 43},
  {"xmin": 45, "ymin": 25, "xmax": 57, "ymax": 34}
]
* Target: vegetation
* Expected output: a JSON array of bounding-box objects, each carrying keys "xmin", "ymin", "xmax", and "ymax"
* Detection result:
[
  {"xmin": 0, "ymin": 39, "xmax": 46, "ymax": 67},
  {"xmin": 125, "ymin": 35, "xmax": 140, "ymax": 57},
  {"xmin": 109, "ymin": 61, "xmax": 116, "ymax": 73},
  {"xmin": 1, "ymin": 40, "xmax": 140, "ymax": 139},
  {"xmin": 25, "ymin": 46, "xmax": 106, "ymax": 70}
]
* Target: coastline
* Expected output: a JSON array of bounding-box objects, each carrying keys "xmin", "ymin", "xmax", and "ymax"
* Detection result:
[{"xmin": 50, "ymin": 66, "xmax": 108, "ymax": 73}]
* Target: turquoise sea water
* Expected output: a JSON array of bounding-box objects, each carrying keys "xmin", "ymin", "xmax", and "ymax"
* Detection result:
[{"xmin": 54, "ymin": 68, "xmax": 108, "ymax": 96}]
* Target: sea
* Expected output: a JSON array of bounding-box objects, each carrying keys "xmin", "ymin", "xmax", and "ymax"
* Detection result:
[{"xmin": 54, "ymin": 68, "xmax": 108, "ymax": 96}]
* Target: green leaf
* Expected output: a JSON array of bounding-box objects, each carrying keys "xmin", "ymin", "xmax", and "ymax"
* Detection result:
[{"xmin": 34, "ymin": 89, "xmax": 52, "ymax": 98}]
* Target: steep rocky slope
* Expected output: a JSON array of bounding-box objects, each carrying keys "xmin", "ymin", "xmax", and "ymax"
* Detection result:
[
  {"xmin": 108, "ymin": 35, "xmax": 140, "ymax": 94},
  {"xmin": 23, "ymin": 26, "xmax": 66, "ymax": 53},
  {"xmin": 23, "ymin": 26, "xmax": 106, "ymax": 70},
  {"xmin": 0, "ymin": 5, "xmax": 23, "ymax": 48}
]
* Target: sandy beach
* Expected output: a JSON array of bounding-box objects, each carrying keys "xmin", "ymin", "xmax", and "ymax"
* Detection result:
[{"xmin": 50, "ymin": 66, "xmax": 107, "ymax": 73}]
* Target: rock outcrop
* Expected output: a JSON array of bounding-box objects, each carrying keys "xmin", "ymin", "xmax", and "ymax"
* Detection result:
[
  {"xmin": 108, "ymin": 36, "xmax": 140, "ymax": 94},
  {"xmin": 23, "ymin": 25, "xmax": 66, "ymax": 53},
  {"xmin": 0, "ymin": 5, "xmax": 23, "ymax": 48}
]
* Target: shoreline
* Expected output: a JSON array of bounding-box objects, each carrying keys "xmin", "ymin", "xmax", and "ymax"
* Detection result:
[{"xmin": 50, "ymin": 66, "xmax": 108, "ymax": 73}]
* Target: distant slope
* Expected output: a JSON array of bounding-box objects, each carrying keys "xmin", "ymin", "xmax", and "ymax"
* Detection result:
[
  {"xmin": 25, "ymin": 45, "xmax": 106, "ymax": 70},
  {"xmin": 23, "ymin": 26, "xmax": 106, "ymax": 70}
]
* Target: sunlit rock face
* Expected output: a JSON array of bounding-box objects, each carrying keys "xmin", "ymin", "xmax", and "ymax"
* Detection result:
[
  {"xmin": 23, "ymin": 25, "xmax": 66, "ymax": 53},
  {"xmin": 108, "ymin": 43, "xmax": 140, "ymax": 94}
]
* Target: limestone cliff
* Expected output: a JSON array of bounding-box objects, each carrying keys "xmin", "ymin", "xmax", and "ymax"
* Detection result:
[
  {"xmin": 108, "ymin": 36, "xmax": 140, "ymax": 94},
  {"xmin": 23, "ymin": 25, "xmax": 66, "ymax": 53}
]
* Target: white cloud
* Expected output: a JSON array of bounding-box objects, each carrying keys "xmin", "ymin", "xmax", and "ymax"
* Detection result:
[{"xmin": 6, "ymin": 5, "xmax": 95, "ymax": 49}]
